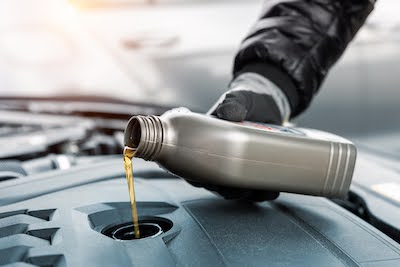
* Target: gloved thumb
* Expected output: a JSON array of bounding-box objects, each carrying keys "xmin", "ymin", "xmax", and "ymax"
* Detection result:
[
  {"xmin": 209, "ymin": 72, "xmax": 292, "ymax": 124},
  {"xmin": 212, "ymin": 91, "xmax": 249, "ymax": 122},
  {"xmin": 211, "ymin": 90, "xmax": 283, "ymax": 124}
]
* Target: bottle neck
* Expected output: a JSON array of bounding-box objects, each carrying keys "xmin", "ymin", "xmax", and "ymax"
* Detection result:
[{"xmin": 124, "ymin": 115, "xmax": 164, "ymax": 161}]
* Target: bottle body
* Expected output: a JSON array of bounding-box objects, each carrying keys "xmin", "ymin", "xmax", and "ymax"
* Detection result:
[{"xmin": 124, "ymin": 109, "xmax": 357, "ymax": 198}]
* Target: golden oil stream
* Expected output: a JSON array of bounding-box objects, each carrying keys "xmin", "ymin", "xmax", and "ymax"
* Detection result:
[{"xmin": 123, "ymin": 148, "xmax": 140, "ymax": 239}]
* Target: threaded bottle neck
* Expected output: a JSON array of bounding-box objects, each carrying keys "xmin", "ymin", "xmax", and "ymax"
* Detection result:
[{"xmin": 124, "ymin": 115, "xmax": 164, "ymax": 161}]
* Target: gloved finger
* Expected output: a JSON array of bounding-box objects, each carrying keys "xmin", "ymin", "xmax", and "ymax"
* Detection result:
[
  {"xmin": 211, "ymin": 90, "xmax": 283, "ymax": 124},
  {"xmin": 188, "ymin": 180, "xmax": 280, "ymax": 202},
  {"xmin": 215, "ymin": 187, "xmax": 280, "ymax": 202},
  {"xmin": 211, "ymin": 92, "xmax": 248, "ymax": 122}
]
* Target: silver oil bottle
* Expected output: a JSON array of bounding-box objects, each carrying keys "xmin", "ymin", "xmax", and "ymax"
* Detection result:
[{"xmin": 124, "ymin": 108, "xmax": 357, "ymax": 198}]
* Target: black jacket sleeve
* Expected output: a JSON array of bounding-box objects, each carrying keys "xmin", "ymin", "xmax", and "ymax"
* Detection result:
[{"xmin": 233, "ymin": 0, "xmax": 376, "ymax": 117}]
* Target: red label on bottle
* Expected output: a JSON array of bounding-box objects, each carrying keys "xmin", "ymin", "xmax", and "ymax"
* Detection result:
[{"xmin": 237, "ymin": 121, "xmax": 305, "ymax": 136}]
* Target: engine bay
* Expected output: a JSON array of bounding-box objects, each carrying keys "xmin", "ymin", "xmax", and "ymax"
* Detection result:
[{"xmin": 0, "ymin": 107, "xmax": 399, "ymax": 266}]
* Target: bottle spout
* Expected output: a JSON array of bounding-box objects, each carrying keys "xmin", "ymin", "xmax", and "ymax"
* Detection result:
[
  {"xmin": 124, "ymin": 117, "xmax": 142, "ymax": 150},
  {"xmin": 124, "ymin": 115, "xmax": 163, "ymax": 161}
]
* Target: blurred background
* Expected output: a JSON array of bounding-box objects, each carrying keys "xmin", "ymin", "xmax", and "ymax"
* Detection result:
[{"xmin": 0, "ymin": 0, "xmax": 399, "ymax": 156}]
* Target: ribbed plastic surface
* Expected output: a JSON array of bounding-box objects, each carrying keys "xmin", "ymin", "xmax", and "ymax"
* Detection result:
[{"xmin": 0, "ymin": 157, "xmax": 398, "ymax": 266}]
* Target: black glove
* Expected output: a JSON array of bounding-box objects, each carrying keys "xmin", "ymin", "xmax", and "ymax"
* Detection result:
[
  {"xmin": 198, "ymin": 72, "xmax": 292, "ymax": 202},
  {"xmin": 211, "ymin": 90, "xmax": 283, "ymax": 124}
]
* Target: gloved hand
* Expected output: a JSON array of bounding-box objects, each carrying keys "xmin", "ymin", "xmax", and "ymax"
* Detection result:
[{"xmin": 194, "ymin": 72, "xmax": 292, "ymax": 201}]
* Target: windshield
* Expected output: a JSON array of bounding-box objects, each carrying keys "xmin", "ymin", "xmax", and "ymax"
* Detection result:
[{"xmin": 0, "ymin": 0, "xmax": 262, "ymax": 111}]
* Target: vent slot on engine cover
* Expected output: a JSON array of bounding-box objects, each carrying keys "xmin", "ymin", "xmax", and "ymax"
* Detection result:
[
  {"xmin": 0, "ymin": 246, "xmax": 66, "ymax": 267},
  {"xmin": 0, "ymin": 209, "xmax": 64, "ymax": 266}
]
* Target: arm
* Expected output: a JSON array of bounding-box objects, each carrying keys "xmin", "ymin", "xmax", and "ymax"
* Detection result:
[{"xmin": 233, "ymin": 0, "xmax": 376, "ymax": 117}]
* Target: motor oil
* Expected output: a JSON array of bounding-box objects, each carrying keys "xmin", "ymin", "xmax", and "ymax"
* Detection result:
[
  {"xmin": 123, "ymin": 148, "xmax": 140, "ymax": 238},
  {"xmin": 124, "ymin": 108, "xmax": 357, "ymax": 198}
]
